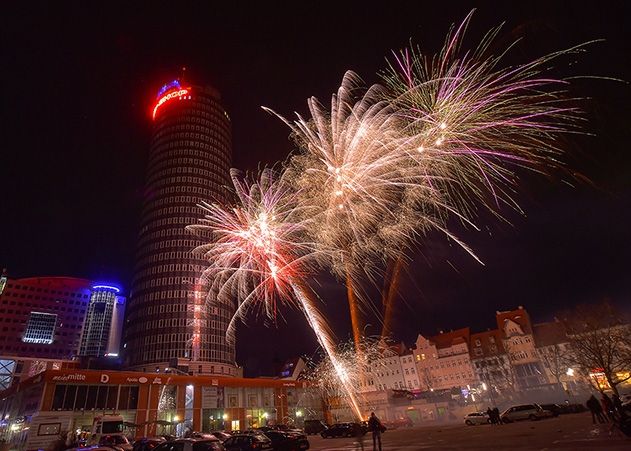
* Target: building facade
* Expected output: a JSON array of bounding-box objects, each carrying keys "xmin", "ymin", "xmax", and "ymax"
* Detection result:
[
  {"xmin": 469, "ymin": 329, "xmax": 515, "ymax": 399},
  {"xmin": 0, "ymin": 276, "xmax": 93, "ymax": 388},
  {"xmin": 414, "ymin": 329, "xmax": 478, "ymax": 392},
  {"xmin": 0, "ymin": 369, "xmax": 323, "ymax": 451},
  {"xmin": 125, "ymin": 79, "xmax": 235, "ymax": 374},
  {"xmin": 496, "ymin": 307, "xmax": 547, "ymax": 390},
  {"xmin": 78, "ymin": 285, "xmax": 125, "ymax": 358},
  {"xmin": 399, "ymin": 351, "xmax": 420, "ymax": 390}
]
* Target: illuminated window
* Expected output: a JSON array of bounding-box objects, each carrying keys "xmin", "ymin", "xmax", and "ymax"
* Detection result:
[{"xmin": 23, "ymin": 312, "xmax": 57, "ymax": 344}]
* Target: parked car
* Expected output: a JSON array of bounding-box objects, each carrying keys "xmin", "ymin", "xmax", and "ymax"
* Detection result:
[
  {"xmin": 189, "ymin": 433, "xmax": 219, "ymax": 440},
  {"xmin": 302, "ymin": 420, "xmax": 327, "ymax": 435},
  {"xmin": 557, "ymin": 403, "xmax": 586, "ymax": 414},
  {"xmin": 133, "ymin": 437, "xmax": 167, "ymax": 451},
  {"xmin": 501, "ymin": 404, "xmax": 549, "ymax": 422},
  {"xmin": 153, "ymin": 438, "xmax": 224, "ymax": 451},
  {"xmin": 320, "ymin": 423, "xmax": 365, "ymax": 438},
  {"xmin": 464, "ymin": 412, "xmax": 491, "ymax": 426},
  {"xmin": 263, "ymin": 431, "xmax": 309, "ymax": 450},
  {"xmin": 222, "ymin": 434, "xmax": 273, "ymax": 450},
  {"xmin": 209, "ymin": 432, "xmax": 232, "ymax": 442},
  {"xmin": 539, "ymin": 403, "xmax": 562, "ymax": 417},
  {"xmin": 99, "ymin": 435, "xmax": 133, "ymax": 451},
  {"xmin": 381, "ymin": 417, "xmax": 412, "ymax": 429}
]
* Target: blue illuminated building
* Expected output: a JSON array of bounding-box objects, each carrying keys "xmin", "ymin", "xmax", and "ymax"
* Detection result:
[{"xmin": 78, "ymin": 284, "xmax": 126, "ymax": 358}]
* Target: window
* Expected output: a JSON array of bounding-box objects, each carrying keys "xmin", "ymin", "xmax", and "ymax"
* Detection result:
[
  {"xmin": 38, "ymin": 423, "xmax": 61, "ymax": 436},
  {"xmin": 23, "ymin": 312, "xmax": 57, "ymax": 344}
]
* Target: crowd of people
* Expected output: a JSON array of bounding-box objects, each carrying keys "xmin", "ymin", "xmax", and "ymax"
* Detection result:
[
  {"xmin": 586, "ymin": 392, "xmax": 626, "ymax": 424},
  {"xmin": 486, "ymin": 407, "xmax": 503, "ymax": 425},
  {"xmin": 586, "ymin": 392, "xmax": 630, "ymax": 437}
]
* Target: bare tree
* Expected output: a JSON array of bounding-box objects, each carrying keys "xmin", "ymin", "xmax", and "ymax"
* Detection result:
[
  {"xmin": 560, "ymin": 301, "xmax": 631, "ymax": 396},
  {"xmin": 419, "ymin": 366, "xmax": 435, "ymax": 391},
  {"xmin": 495, "ymin": 357, "xmax": 519, "ymax": 395},
  {"xmin": 538, "ymin": 343, "xmax": 565, "ymax": 385},
  {"xmin": 499, "ymin": 341, "xmax": 522, "ymax": 392}
]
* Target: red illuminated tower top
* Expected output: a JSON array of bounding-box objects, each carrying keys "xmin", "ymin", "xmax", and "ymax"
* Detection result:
[{"xmin": 152, "ymin": 79, "xmax": 193, "ymax": 120}]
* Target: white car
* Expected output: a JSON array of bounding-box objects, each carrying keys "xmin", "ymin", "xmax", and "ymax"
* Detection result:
[
  {"xmin": 501, "ymin": 404, "xmax": 548, "ymax": 422},
  {"xmin": 464, "ymin": 412, "xmax": 490, "ymax": 425}
]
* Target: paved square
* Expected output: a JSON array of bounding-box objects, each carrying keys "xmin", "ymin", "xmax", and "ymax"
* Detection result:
[{"xmin": 306, "ymin": 413, "xmax": 630, "ymax": 450}]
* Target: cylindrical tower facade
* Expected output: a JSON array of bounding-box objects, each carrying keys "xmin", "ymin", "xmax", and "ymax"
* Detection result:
[{"xmin": 124, "ymin": 80, "xmax": 235, "ymax": 374}]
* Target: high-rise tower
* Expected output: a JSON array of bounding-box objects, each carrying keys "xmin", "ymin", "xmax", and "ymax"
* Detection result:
[
  {"xmin": 79, "ymin": 284, "xmax": 125, "ymax": 358},
  {"xmin": 124, "ymin": 80, "xmax": 235, "ymax": 375}
]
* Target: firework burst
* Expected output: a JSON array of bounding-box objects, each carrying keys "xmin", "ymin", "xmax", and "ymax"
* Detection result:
[
  {"xmin": 188, "ymin": 168, "xmax": 314, "ymax": 337},
  {"xmin": 188, "ymin": 168, "xmax": 365, "ymax": 419},
  {"xmin": 192, "ymin": 12, "xmax": 590, "ymax": 421},
  {"xmin": 266, "ymin": 11, "xmax": 585, "ymax": 296},
  {"xmin": 381, "ymin": 11, "xmax": 585, "ymax": 221},
  {"xmin": 264, "ymin": 72, "xmax": 413, "ymax": 281}
]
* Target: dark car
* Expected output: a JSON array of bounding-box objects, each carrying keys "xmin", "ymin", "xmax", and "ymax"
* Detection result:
[
  {"xmin": 558, "ymin": 403, "xmax": 587, "ymax": 414},
  {"xmin": 153, "ymin": 438, "xmax": 224, "ymax": 451},
  {"xmin": 320, "ymin": 423, "xmax": 365, "ymax": 438},
  {"xmin": 222, "ymin": 434, "xmax": 273, "ymax": 451},
  {"xmin": 539, "ymin": 403, "xmax": 561, "ymax": 417},
  {"xmin": 99, "ymin": 435, "xmax": 132, "ymax": 451},
  {"xmin": 209, "ymin": 432, "xmax": 232, "ymax": 442},
  {"xmin": 133, "ymin": 438, "xmax": 167, "ymax": 451},
  {"xmin": 303, "ymin": 420, "xmax": 327, "ymax": 435},
  {"xmin": 263, "ymin": 431, "xmax": 309, "ymax": 450}
]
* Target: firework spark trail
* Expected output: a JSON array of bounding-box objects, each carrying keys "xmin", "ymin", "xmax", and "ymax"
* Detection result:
[
  {"xmin": 293, "ymin": 285, "xmax": 363, "ymax": 419},
  {"xmin": 188, "ymin": 169, "xmax": 364, "ymax": 419},
  {"xmin": 304, "ymin": 337, "xmax": 399, "ymax": 407}
]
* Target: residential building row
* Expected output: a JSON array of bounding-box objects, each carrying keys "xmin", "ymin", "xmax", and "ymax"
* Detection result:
[{"xmin": 356, "ymin": 306, "xmax": 587, "ymax": 399}]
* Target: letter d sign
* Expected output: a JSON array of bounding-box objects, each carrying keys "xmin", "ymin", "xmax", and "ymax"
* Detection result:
[{"xmin": 100, "ymin": 374, "xmax": 110, "ymax": 384}]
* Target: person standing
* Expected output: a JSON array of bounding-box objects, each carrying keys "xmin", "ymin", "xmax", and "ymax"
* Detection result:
[
  {"xmin": 486, "ymin": 407, "xmax": 495, "ymax": 425},
  {"xmin": 602, "ymin": 393, "xmax": 615, "ymax": 421},
  {"xmin": 493, "ymin": 407, "xmax": 502, "ymax": 425},
  {"xmin": 587, "ymin": 395, "xmax": 606, "ymax": 424},
  {"xmin": 367, "ymin": 412, "xmax": 383, "ymax": 451},
  {"xmin": 612, "ymin": 393, "xmax": 625, "ymax": 419}
]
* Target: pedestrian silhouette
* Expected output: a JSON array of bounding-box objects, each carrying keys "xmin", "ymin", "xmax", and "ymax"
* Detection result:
[
  {"xmin": 586, "ymin": 394, "xmax": 607, "ymax": 424},
  {"xmin": 486, "ymin": 407, "xmax": 494, "ymax": 424},
  {"xmin": 367, "ymin": 412, "xmax": 384, "ymax": 451},
  {"xmin": 601, "ymin": 392, "xmax": 615, "ymax": 421},
  {"xmin": 493, "ymin": 407, "xmax": 501, "ymax": 425}
]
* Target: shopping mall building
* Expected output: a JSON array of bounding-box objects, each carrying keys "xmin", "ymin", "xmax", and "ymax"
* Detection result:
[{"xmin": 0, "ymin": 369, "xmax": 324, "ymax": 451}]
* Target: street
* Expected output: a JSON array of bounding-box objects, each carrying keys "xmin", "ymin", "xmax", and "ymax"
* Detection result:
[{"xmin": 306, "ymin": 413, "xmax": 630, "ymax": 450}]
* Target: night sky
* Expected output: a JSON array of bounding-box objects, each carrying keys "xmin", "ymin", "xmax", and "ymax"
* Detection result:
[{"xmin": 2, "ymin": 2, "xmax": 630, "ymax": 376}]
